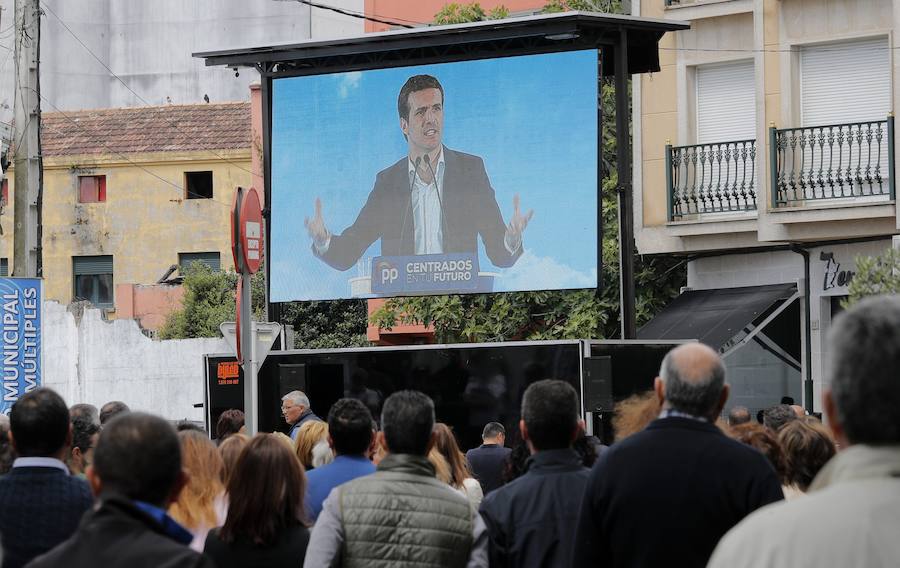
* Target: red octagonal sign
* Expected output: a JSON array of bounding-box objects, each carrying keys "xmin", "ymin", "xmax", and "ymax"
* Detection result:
[{"xmin": 239, "ymin": 187, "xmax": 263, "ymax": 274}]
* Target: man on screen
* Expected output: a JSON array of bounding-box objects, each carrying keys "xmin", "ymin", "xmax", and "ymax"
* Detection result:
[{"xmin": 305, "ymin": 74, "xmax": 534, "ymax": 271}]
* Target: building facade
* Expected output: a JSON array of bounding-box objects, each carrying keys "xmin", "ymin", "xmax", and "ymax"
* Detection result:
[
  {"xmin": 2, "ymin": 102, "xmax": 252, "ymax": 324},
  {"xmin": 634, "ymin": 0, "xmax": 900, "ymax": 414}
]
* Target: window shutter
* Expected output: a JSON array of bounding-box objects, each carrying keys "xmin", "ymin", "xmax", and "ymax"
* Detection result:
[
  {"xmin": 696, "ymin": 60, "xmax": 756, "ymax": 144},
  {"xmin": 0, "ymin": 258, "xmax": 7, "ymax": 277},
  {"xmin": 179, "ymin": 252, "xmax": 221, "ymax": 272},
  {"xmin": 801, "ymin": 37, "xmax": 890, "ymax": 127},
  {"xmin": 73, "ymin": 255, "xmax": 114, "ymax": 275}
]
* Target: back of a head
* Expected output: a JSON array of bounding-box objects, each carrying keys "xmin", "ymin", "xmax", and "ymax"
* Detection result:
[
  {"xmin": 381, "ymin": 390, "xmax": 434, "ymax": 456},
  {"xmin": 221, "ymin": 434, "xmax": 306, "ymax": 545},
  {"xmin": 612, "ymin": 390, "xmax": 661, "ymax": 442},
  {"xmin": 294, "ymin": 420, "xmax": 329, "ymax": 468},
  {"xmin": 660, "ymin": 344, "xmax": 725, "ymax": 420},
  {"xmin": 218, "ymin": 433, "xmax": 249, "ymax": 486},
  {"xmin": 482, "ymin": 422, "xmax": 505, "ymax": 441},
  {"xmin": 727, "ymin": 406, "xmax": 752, "ymax": 426},
  {"xmin": 70, "ymin": 403, "xmax": 100, "ymax": 427},
  {"xmin": 327, "ymin": 398, "xmax": 374, "ymax": 456},
  {"xmin": 10, "ymin": 388, "xmax": 70, "ymax": 457},
  {"xmin": 778, "ymin": 419, "xmax": 836, "ymax": 491},
  {"xmin": 763, "ymin": 404, "xmax": 798, "ymax": 432},
  {"xmin": 93, "ymin": 412, "xmax": 181, "ymax": 506},
  {"xmin": 170, "ymin": 429, "xmax": 224, "ymax": 529},
  {"xmin": 828, "ymin": 295, "xmax": 900, "ymax": 445},
  {"xmin": 0, "ymin": 414, "xmax": 14, "ymax": 474},
  {"xmin": 216, "ymin": 409, "xmax": 245, "ymax": 440},
  {"xmin": 99, "ymin": 401, "xmax": 130, "ymax": 426},
  {"xmin": 433, "ymin": 423, "xmax": 469, "ymax": 487},
  {"xmin": 521, "ymin": 379, "xmax": 580, "ymax": 451},
  {"xmin": 71, "ymin": 415, "xmax": 101, "ymax": 455},
  {"xmin": 729, "ymin": 422, "xmax": 788, "ymax": 483}
]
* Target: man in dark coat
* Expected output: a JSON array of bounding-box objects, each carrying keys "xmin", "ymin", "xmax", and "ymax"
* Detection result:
[
  {"xmin": 466, "ymin": 422, "xmax": 511, "ymax": 495},
  {"xmin": 479, "ymin": 380, "xmax": 591, "ymax": 568},
  {"xmin": 305, "ymin": 74, "xmax": 534, "ymax": 271},
  {"xmin": 0, "ymin": 388, "xmax": 93, "ymax": 568},
  {"xmin": 26, "ymin": 412, "xmax": 215, "ymax": 568},
  {"xmin": 572, "ymin": 343, "xmax": 784, "ymax": 568}
]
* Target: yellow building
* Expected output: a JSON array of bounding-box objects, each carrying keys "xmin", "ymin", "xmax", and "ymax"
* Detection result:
[
  {"xmin": 2, "ymin": 103, "xmax": 252, "ymax": 317},
  {"xmin": 634, "ymin": 0, "xmax": 899, "ymax": 414}
]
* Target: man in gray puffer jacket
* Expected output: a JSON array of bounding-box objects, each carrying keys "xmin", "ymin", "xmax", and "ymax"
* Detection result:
[{"xmin": 305, "ymin": 390, "xmax": 488, "ymax": 568}]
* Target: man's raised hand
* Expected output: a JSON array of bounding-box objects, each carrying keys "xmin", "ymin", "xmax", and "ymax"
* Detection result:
[
  {"xmin": 304, "ymin": 197, "xmax": 330, "ymax": 247},
  {"xmin": 506, "ymin": 194, "xmax": 534, "ymax": 243}
]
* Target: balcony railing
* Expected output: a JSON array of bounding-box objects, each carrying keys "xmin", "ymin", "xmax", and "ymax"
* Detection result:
[
  {"xmin": 666, "ymin": 139, "xmax": 758, "ymax": 221},
  {"xmin": 770, "ymin": 117, "xmax": 895, "ymax": 207}
]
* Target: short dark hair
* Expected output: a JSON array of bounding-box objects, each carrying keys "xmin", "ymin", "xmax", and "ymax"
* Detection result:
[
  {"xmin": 381, "ymin": 390, "xmax": 434, "ymax": 456},
  {"xmin": 521, "ymin": 380, "xmax": 580, "ymax": 451},
  {"xmin": 10, "ymin": 388, "xmax": 70, "ymax": 457},
  {"xmin": 397, "ymin": 74, "xmax": 444, "ymax": 120},
  {"xmin": 93, "ymin": 412, "xmax": 181, "ymax": 506},
  {"xmin": 482, "ymin": 422, "xmax": 505, "ymax": 440},
  {"xmin": 828, "ymin": 295, "xmax": 900, "ymax": 445},
  {"xmin": 763, "ymin": 404, "xmax": 797, "ymax": 432},
  {"xmin": 659, "ymin": 348, "xmax": 725, "ymax": 418},
  {"xmin": 176, "ymin": 420, "xmax": 205, "ymax": 433},
  {"xmin": 216, "ymin": 409, "xmax": 245, "ymax": 440},
  {"xmin": 727, "ymin": 406, "xmax": 752, "ymax": 426},
  {"xmin": 70, "ymin": 403, "xmax": 100, "ymax": 426},
  {"xmin": 99, "ymin": 401, "xmax": 130, "ymax": 425},
  {"xmin": 328, "ymin": 398, "xmax": 374, "ymax": 456},
  {"xmin": 72, "ymin": 416, "xmax": 101, "ymax": 455}
]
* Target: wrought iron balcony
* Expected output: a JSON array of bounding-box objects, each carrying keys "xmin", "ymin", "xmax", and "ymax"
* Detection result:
[
  {"xmin": 770, "ymin": 117, "xmax": 895, "ymax": 207},
  {"xmin": 666, "ymin": 139, "xmax": 758, "ymax": 221}
]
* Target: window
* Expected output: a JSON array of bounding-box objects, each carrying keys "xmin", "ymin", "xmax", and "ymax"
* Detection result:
[
  {"xmin": 0, "ymin": 258, "xmax": 7, "ymax": 277},
  {"xmin": 1, "ymin": 179, "xmax": 7, "ymax": 206},
  {"xmin": 185, "ymin": 171, "xmax": 213, "ymax": 199},
  {"xmin": 73, "ymin": 255, "xmax": 114, "ymax": 308},
  {"xmin": 179, "ymin": 252, "xmax": 221, "ymax": 273},
  {"xmin": 78, "ymin": 175, "xmax": 107, "ymax": 203}
]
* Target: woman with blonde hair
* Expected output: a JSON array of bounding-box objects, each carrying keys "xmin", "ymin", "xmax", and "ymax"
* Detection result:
[
  {"xmin": 294, "ymin": 420, "xmax": 329, "ymax": 470},
  {"xmin": 433, "ymin": 423, "xmax": 484, "ymax": 507},
  {"xmin": 168, "ymin": 430, "xmax": 228, "ymax": 552},
  {"xmin": 218, "ymin": 433, "xmax": 249, "ymax": 486},
  {"xmin": 612, "ymin": 390, "xmax": 661, "ymax": 442}
]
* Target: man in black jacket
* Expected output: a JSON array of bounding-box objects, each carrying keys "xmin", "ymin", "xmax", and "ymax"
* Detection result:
[
  {"xmin": 479, "ymin": 380, "xmax": 590, "ymax": 568},
  {"xmin": 466, "ymin": 421, "xmax": 511, "ymax": 495},
  {"xmin": 572, "ymin": 343, "xmax": 784, "ymax": 568},
  {"xmin": 0, "ymin": 388, "xmax": 93, "ymax": 568},
  {"xmin": 27, "ymin": 412, "xmax": 215, "ymax": 568}
]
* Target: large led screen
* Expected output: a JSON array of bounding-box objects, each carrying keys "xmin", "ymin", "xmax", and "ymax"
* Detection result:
[{"xmin": 270, "ymin": 49, "xmax": 599, "ymax": 301}]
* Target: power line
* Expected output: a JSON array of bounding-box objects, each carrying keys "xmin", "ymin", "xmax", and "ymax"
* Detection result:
[{"xmin": 293, "ymin": 0, "xmax": 421, "ymax": 28}]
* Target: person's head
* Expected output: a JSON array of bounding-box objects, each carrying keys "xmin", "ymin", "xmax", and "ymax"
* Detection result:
[
  {"xmin": 176, "ymin": 421, "xmax": 205, "ymax": 433},
  {"xmin": 70, "ymin": 403, "xmax": 100, "ymax": 427},
  {"xmin": 428, "ymin": 446, "xmax": 452, "ymax": 484},
  {"xmin": 294, "ymin": 420, "xmax": 329, "ymax": 469},
  {"xmin": 0, "ymin": 414, "xmax": 15, "ymax": 475},
  {"xmin": 520, "ymin": 379, "xmax": 583, "ymax": 453},
  {"xmin": 727, "ymin": 406, "xmax": 752, "ymax": 427},
  {"xmin": 99, "ymin": 401, "xmax": 130, "ymax": 426},
  {"xmin": 219, "ymin": 434, "xmax": 308, "ymax": 546},
  {"xmin": 432, "ymin": 423, "xmax": 470, "ymax": 489},
  {"xmin": 68, "ymin": 416, "xmax": 101, "ymax": 476},
  {"xmin": 216, "ymin": 409, "xmax": 246, "ymax": 441},
  {"xmin": 397, "ymin": 74, "xmax": 444, "ymax": 156},
  {"xmin": 311, "ymin": 440, "xmax": 335, "ymax": 468},
  {"xmin": 778, "ymin": 419, "xmax": 836, "ymax": 492},
  {"xmin": 826, "ymin": 296, "xmax": 900, "ymax": 447},
  {"xmin": 218, "ymin": 433, "xmax": 249, "ymax": 486},
  {"xmin": 481, "ymin": 422, "xmax": 506, "ymax": 445},
  {"xmin": 380, "ymin": 390, "xmax": 435, "ymax": 456},
  {"xmin": 729, "ymin": 422, "xmax": 788, "ymax": 483},
  {"xmin": 327, "ymin": 398, "xmax": 375, "ymax": 457},
  {"xmin": 763, "ymin": 404, "xmax": 798, "ymax": 432},
  {"xmin": 656, "ymin": 343, "xmax": 728, "ymax": 421},
  {"xmin": 9, "ymin": 388, "xmax": 71, "ymax": 459},
  {"xmin": 90, "ymin": 412, "xmax": 184, "ymax": 508},
  {"xmin": 281, "ymin": 391, "xmax": 310, "ymax": 426},
  {"xmin": 790, "ymin": 404, "xmax": 806, "ymax": 418},
  {"xmin": 612, "ymin": 390, "xmax": 661, "ymax": 442},
  {"xmin": 168, "ymin": 430, "xmax": 225, "ymax": 530}
]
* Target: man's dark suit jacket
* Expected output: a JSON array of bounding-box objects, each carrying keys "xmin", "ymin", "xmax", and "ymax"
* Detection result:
[
  {"xmin": 466, "ymin": 443, "xmax": 512, "ymax": 495},
  {"xmin": 0, "ymin": 465, "xmax": 93, "ymax": 568},
  {"xmin": 572, "ymin": 417, "xmax": 784, "ymax": 568},
  {"xmin": 316, "ymin": 148, "xmax": 521, "ymax": 271}
]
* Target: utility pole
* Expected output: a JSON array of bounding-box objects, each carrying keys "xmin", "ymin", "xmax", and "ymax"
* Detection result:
[{"xmin": 13, "ymin": 0, "xmax": 42, "ymax": 278}]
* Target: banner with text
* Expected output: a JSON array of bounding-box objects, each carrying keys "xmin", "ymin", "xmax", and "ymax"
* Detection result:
[{"xmin": 1, "ymin": 278, "xmax": 42, "ymax": 415}]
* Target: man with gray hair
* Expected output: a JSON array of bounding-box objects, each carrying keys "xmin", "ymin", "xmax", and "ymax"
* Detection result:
[
  {"xmin": 572, "ymin": 342, "xmax": 783, "ymax": 568},
  {"xmin": 281, "ymin": 390, "xmax": 321, "ymax": 440},
  {"xmin": 727, "ymin": 406, "xmax": 752, "ymax": 426},
  {"xmin": 709, "ymin": 295, "xmax": 900, "ymax": 568}
]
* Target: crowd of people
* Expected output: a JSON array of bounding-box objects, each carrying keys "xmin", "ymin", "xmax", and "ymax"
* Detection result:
[{"xmin": 0, "ymin": 295, "xmax": 897, "ymax": 567}]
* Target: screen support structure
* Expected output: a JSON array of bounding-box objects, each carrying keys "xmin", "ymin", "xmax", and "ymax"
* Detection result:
[{"xmin": 615, "ymin": 29, "xmax": 636, "ymax": 339}]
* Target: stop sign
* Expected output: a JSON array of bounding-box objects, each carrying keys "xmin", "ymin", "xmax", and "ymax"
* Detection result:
[{"xmin": 239, "ymin": 187, "xmax": 263, "ymax": 274}]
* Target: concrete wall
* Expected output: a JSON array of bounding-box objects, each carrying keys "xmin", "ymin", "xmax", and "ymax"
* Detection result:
[
  {"xmin": 43, "ymin": 301, "xmax": 226, "ymax": 421},
  {"xmin": 0, "ymin": 0, "xmax": 365, "ymax": 121}
]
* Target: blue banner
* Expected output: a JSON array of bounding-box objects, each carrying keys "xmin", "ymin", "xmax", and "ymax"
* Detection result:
[
  {"xmin": 1, "ymin": 278, "xmax": 42, "ymax": 415},
  {"xmin": 372, "ymin": 253, "xmax": 492, "ymax": 295}
]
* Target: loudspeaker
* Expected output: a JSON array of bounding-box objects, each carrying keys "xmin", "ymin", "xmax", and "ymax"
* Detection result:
[{"xmin": 583, "ymin": 356, "xmax": 613, "ymax": 412}]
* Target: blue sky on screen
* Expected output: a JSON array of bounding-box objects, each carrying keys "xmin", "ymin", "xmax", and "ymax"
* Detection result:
[{"xmin": 270, "ymin": 49, "xmax": 599, "ymax": 301}]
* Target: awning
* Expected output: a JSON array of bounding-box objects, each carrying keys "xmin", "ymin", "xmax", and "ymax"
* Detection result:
[{"xmin": 637, "ymin": 283, "xmax": 798, "ymax": 350}]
